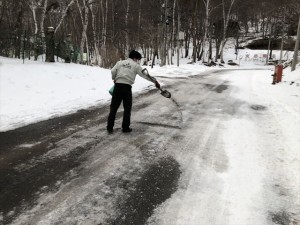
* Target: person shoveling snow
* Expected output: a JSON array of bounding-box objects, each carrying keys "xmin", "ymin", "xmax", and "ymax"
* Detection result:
[{"xmin": 107, "ymin": 50, "xmax": 162, "ymax": 134}]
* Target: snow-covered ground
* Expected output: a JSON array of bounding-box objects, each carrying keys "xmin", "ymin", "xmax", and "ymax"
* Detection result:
[
  {"xmin": 144, "ymin": 68, "xmax": 300, "ymax": 225},
  {"xmin": 0, "ymin": 56, "xmax": 202, "ymax": 131},
  {"xmin": 0, "ymin": 48, "xmax": 298, "ymax": 132}
]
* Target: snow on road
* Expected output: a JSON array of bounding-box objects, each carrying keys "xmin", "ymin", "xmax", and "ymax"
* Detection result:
[
  {"xmin": 1, "ymin": 54, "xmax": 300, "ymax": 225},
  {"xmin": 146, "ymin": 70, "xmax": 300, "ymax": 225},
  {"xmin": 220, "ymin": 71, "xmax": 300, "ymax": 224}
]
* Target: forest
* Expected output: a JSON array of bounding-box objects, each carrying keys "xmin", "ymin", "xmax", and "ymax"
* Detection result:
[{"xmin": 0, "ymin": 0, "xmax": 299, "ymax": 67}]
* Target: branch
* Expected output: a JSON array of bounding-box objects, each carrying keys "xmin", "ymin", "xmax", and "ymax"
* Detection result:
[{"xmin": 54, "ymin": 0, "xmax": 75, "ymax": 34}]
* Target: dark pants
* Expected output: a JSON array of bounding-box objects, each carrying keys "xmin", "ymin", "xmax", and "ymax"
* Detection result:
[{"xmin": 107, "ymin": 83, "xmax": 132, "ymax": 130}]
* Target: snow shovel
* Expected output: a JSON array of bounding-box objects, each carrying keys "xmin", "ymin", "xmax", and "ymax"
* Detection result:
[{"xmin": 142, "ymin": 68, "xmax": 172, "ymax": 98}]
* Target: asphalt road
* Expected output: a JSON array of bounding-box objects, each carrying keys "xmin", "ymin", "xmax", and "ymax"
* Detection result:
[{"xmin": 1, "ymin": 69, "xmax": 294, "ymax": 225}]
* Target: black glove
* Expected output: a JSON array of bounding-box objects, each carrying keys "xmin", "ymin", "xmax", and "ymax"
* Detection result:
[{"xmin": 155, "ymin": 81, "xmax": 160, "ymax": 89}]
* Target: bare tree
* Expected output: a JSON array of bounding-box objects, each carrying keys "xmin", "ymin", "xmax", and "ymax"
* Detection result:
[
  {"xmin": 27, "ymin": 0, "xmax": 42, "ymax": 60},
  {"xmin": 291, "ymin": 15, "xmax": 300, "ymax": 71},
  {"xmin": 218, "ymin": 0, "xmax": 237, "ymax": 63},
  {"xmin": 125, "ymin": 0, "xmax": 130, "ymax": 54},
  {"xmin": 54, "ymin": 0, "xmax": 75, "ymax": 34},
  {"xmin": 76, "ymin": 0, "xmax": 90, "ymax": 64},
  {"xmin": 1, "ymin": 0, "xmax": 299, "ymax": 68},
  {"xmin": 88, "ymin": 1, "xmax": 101, "ymax": 65}
]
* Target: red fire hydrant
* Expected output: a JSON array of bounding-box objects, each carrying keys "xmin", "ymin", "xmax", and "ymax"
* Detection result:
[
  {"xmin": 272, "ymin": 64, "xmax": 283, "ymax": 84},
  {"xmin": 276, "ymin": 64, "xmax": 283, "ymax": 83}
]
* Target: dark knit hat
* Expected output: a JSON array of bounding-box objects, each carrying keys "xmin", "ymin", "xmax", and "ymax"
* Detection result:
[{"xmin": 129, "ymin": 50, "xmax": 142, "ymax": 60}]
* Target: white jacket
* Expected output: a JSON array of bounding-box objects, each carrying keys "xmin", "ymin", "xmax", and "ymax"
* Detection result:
[{"xmin": 111, "ymin": 58, "xmax": 156, "ymax": 85}]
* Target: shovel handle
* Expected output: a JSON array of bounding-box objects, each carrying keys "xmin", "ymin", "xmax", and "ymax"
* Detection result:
[
  {"xmin": 141, "ymin": 69, "xmax": 171, "ymax": 98},
  {"xmin": 142, "ymin": 68, "xmax": 158, "ymax": 86}
]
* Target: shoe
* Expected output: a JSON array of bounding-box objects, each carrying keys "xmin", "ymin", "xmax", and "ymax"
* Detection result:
[
  {"xmin": 107, "ymin": 128, "xmax": 113, "ymax": 134},
  {"xmin": 122, "ymin": 128, "xmax": 132, "ymax": 133}
]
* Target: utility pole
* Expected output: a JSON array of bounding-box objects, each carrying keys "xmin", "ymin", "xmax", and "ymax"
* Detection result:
[{"xmin": 291, "ymin": 15, "xmax": 300, "ymax": 71}]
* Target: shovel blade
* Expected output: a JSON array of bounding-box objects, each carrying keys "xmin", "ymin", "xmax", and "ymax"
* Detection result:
[{"xmin": 161, "ymin": 90, "xmax": 171, "ymax": 98}]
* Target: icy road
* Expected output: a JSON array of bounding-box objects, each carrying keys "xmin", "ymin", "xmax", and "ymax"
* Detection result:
[{"xmin": 0, "ymin": 69, "xmax": 299, "ymax": 225}]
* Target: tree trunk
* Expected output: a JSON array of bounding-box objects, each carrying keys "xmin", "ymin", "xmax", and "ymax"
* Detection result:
[
  {"xmin": 54, "ymin": 0, "xmax": 75, "ymax": 34},
  {"xmin": 77, "ymin": 0, "xmax": 89, "ymax": 64},
  {"xmin": 185, "ymin": 33, "xmax": 190, "ymax": 58},
  {"xmin": 202, "ymin": 0, "xmax": 210, "ymax": 63},
  {"xmin": 170, "ymin": 0, "xmax": 177, "ymax": 65},
  {"xmin": 46, "ymin": 27, "xmax": 55, "ymax": 62},
  {"xmin": 219, "ymin": 0, "xmax": 236, "ymax": 63},
  {"xmin": 192, "ymin": 0, "xmax": 198, "ymax": 63},
  {"xmin": 215, "ymin": 38, "xmax": 220, "ymax": 62},
  {"xmin": 177, "ymin": 0, "xmax": 181, "ymax": 67},
  {"xmin": 208, "ymin": 38, "xmax": 212, "ymax": 61},
  {"xmin": 89, "ymin": 2, "xmax": 101, "ymax": 65},
  {"xmin": 40, "ymin": 0, "xmax": 48, "ymax": 58},
  {"xmin": 125, "ymin": 0, "xmax": 130, "ymax": 55},
  {"xmin": 28, "ymin": 2, "xmax": 39, "ymax": 60},
  {"xmin": 137, "ymin": 0, "xmax": 142, "ymax": 46},
  {"xmin": 291, "ymin": 15, "xmax": 300, "ymax": 71},
  {"xmin": 151, "ymin": 49, "xmax": 158, "ymax": 69}
]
